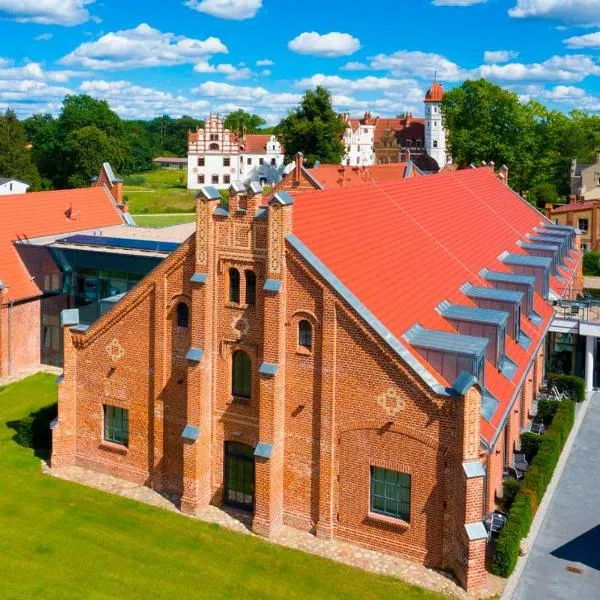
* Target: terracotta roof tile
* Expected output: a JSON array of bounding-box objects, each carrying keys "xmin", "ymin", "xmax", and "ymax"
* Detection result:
[{"xmin": 1, "ymin": 187, "xmax": 125, "ymax": 302}]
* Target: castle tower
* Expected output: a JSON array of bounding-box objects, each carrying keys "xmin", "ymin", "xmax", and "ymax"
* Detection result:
[{"xmin": 424, "ymin": 78, "xmax": 447, "ymax": 169}]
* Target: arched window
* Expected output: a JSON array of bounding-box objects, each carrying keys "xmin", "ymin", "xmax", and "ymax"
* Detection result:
[
  {"xmin": 209, "ymin": 143, "xmax": 219, "ymax": 151},
  {"xmin": 229, "ymin": 268, "xmax": 240, "ymax": 304},
  {"xmin": 176, "ymin": 302, "xmax": 189, "ymax": 328},
  {"xmin": 232, "ymin": 350, "xmax": 251, "ymax": 398},
  {"xmin": 298, "ymin": 320, "xmax": 312, "ymax": 350},
  {"xmin": 245, "ymin": 271, "xmax": 256, "ymax": 305}
]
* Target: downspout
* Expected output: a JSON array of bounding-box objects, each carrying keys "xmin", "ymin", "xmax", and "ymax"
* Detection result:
[{"xmin": 7, "ymin": 300, "xmax": 13, "ymax": 376}]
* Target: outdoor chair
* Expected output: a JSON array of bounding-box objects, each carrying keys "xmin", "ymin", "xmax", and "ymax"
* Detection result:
[
  {"xmin": 513, "ymin": 453, "xmax": 529, "ymax": 474},
  {"xmin": 505, "ymin": 466, "xmax": 524, "ymax": 481},
  {"xmin": 484, "ymin": 511, "xmax": 507, "ymax": 540},
  {"xmin": 551, "ymin": 386, "xmax": 566, "ymax": 401},
  {"xmin": 530, "ymin": 421, "xmax": 545, "ymax": 435}
]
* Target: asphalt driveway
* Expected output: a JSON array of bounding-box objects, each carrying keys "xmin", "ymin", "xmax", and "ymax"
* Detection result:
[{"xmin": 512, "ymin": 393, "xmax": 600, "ymax": 599}]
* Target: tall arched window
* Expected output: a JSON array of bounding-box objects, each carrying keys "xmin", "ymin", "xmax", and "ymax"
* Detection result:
[
  {"xmin": 176, "ymin": 302, "xmax": 189, "ymax": 328},
  {"xmin": 298, "ymin": 320, "xmax": 312, "ymax": 350},
  {"xmin": 245, "ymin": 271, "xmax": 256, "ymax": 305},
  {"xmin": 232, "ymin": 350, "xmax": 251, "ymax": 398},
  {"xmin": 229, "ymin": 268, "xmax": 240, "ymax": 304}
]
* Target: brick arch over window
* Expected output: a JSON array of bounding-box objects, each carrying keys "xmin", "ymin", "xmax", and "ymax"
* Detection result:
[
  {"xmin": 168, "ymin": 295, "xmax": 191, "ymax": 323},
  {"xmin": 222, "ymin": 432, "xmax": 258, "ymax": 449},
  {"xmin": 337, "ymin": 419, "xmax": 445, "ymax": 452}
]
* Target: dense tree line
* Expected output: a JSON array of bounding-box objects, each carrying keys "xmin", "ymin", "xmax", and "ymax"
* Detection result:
[{"xmin": 443, "ymin": 79, "xmax": 600, "ymax": 205}]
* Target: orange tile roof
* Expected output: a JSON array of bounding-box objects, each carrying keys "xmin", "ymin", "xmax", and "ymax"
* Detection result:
[
  {"xmin": 551, "ymin": 201, "xmax": 598, "ymax": 214},
  {"xmin": 242, "ymin": 134, "xmax": 272, "ymax": 154},
  {"xmin": 425, "ymin": 80, "xmax": 445, "ymax": 103},
  {"xmin": 1, "ymin": 187, "xmax": 125, "ymax": 302},
  {"xmin": 290, "ymin": 168, "xmax": 580, "ymax": 446},
  {"xmin": 306, "ymin": 163, "xmax": 421, "ymax": 190}
]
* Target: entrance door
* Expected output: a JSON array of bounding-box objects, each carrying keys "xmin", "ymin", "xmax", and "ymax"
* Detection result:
[{"xmin": 224, "ymin": 442, "xmax": 255, "ymax": 511}]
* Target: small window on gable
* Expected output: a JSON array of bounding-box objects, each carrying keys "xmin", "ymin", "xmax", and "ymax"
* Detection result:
[
  {"xmin": 229, "ymin": 268, "xmax": 240, "ymax": 304},
  {"xmin": 176, "ymin": 302, "xmax": 189, "ymax": 328},
  {"xmin": 245, "ymin": 271, "xmax": 256, "ymax": 305},
  {"xmin": 299, "ymin": 319, "xmax": 312, "ymax": 350}
]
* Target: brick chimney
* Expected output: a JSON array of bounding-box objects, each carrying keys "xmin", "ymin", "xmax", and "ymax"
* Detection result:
[
  {"xmin": 246, "ymin": 181, "xmax": 264, "ymax": 215},
  {"xmin": 228, "ymin": 181, "xmax": 246, "ymax": 212},
  {"xmin": 294, "ymin": 152, "xmax": 304, "ymax": 183}
]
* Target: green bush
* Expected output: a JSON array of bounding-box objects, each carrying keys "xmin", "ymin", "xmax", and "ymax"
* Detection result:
[
  {"xmin": 493, "ymin": 495, "xmax": 532, "ymax": 577},
  {"xmin": 493, "ymin": 400, "xmax": 575, "ymax": 577},
  {"xmin": 520, "ymin": 432, "xmax": 543, "ymax": 463},
  {"xmin": 583, "ymin": 251, "xmax": 600, "ymax": 274},
  {"xmin": 537, "ymin": 398, "xmax": 559, "ymax": 426},
  {"xmin": 502, "ymin": 479, "xmax": 520, "ymax": 511},
  {"xmin": 547, "ymin": 373, "xmax": 585, "ymax": 402}
]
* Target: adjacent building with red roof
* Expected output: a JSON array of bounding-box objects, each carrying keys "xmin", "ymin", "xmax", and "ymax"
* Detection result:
[{"xmin": 51, "ymin": 167, "xmax": 581, "ymax": 592}]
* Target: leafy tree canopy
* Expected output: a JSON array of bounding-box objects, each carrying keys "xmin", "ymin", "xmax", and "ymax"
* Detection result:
[
  {"xmin": 224, "ymin": 110, "xmax": 266, "ymax": 135},
  {"xmin": 276, "ymin": 86, "xmax": 346, "ymax": 166},
  {"xmin": 0, "ymin": 109, "xmax": 41, "ymax": 190}
]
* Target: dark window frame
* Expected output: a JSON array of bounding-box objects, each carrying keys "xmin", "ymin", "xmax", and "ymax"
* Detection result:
[
  {"xmin": 232, "ymin": 350, "xmax": 251, "ymax": 399},
  {"xmin": 229, "ymin": 268, "xmax": 240, "ymax": 304},
  {"xmin": 245, "ymin": 271, "xmax": 256, "ymax": 305},
  {"xmin": 103, "ymin": 405, "xmax": 129, "ymax": 446},
  {"xmin": 370, "ymin": 466, "xmax": 410, "ymax": 522},
  {"xmin": 176, "ymin": 302, "xmax": 189, "ymax": 328},
  {"xmin": 298, "ymin": 319, "xmax": 312, "ymax": 349}
]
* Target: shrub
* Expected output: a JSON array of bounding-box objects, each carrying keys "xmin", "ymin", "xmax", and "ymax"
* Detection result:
[
  {"xmin": 493, "ymin": 400, "xmax": 575, "ymax": 577},
  {"xmin": 502, "ymin": 479, "xmax": 520, "ymax": 511},
  {"xmin": 547, "ymin": 373, "xmax": 585, "ymax": 402},
  {"xmin": 520, "ymin": 432, "xmax": 543, "ymax": 463},
  {"xmin": 537, "ymin": 398, "xmax": 559, "ymax": 426},
  {"xmin": 493, "ymin": 495, "xmax": 532, "ymax": 577},
  {"xmin": 583, "ymin": 251, "xmax": 600, "ymax": 275}
]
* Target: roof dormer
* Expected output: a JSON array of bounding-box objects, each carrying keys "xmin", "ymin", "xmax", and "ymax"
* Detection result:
[
  {"xmin": 500, "ymin": 253, "xmax": 551, "ymax": 300},
  {"xmin": 482, "ymin": 270, "xmax": 540, "ymax": 325}
]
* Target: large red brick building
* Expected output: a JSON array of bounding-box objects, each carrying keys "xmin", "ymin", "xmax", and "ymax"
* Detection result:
[{"xmin": 52, "ymin": 167, "xmax": 582, "ymax": 591}]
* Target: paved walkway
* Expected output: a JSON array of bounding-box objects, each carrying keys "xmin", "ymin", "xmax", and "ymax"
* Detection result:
[
  {"xmin": 44, "ymin": 463, "xmax": 503, "ymax": 599},
  {"xmin": 511, "ymin": 393, "xmax": 600, "ymax": 599}
]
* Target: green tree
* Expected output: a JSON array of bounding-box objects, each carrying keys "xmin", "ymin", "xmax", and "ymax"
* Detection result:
[
  {"xmin": 528, "ymin": 182, "xmax": 560, "ymax": 208},
  {"xmin": 0, "ymin": 109, "xmax": 41, "ymax": 190},
  {"xmin": 59, "ymin": 95, "xmax": 123, "ymax": 138},
  {"xmin": 22, "ymin": 113, "xmax": 60, "ymax": 188},
  {"xmin": 276, "ymin": 86, "xmax": 346, "ymax": 166},
  {"xmin": 224, "ymin": 109, "xmax": 266, "ymax": 135},
  {"xmin": 65, "ymin": 125, "xmax": 117, "ymax": 188}
]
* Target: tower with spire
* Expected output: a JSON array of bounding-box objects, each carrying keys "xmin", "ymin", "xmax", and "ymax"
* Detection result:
[{"xmin": 424, "ymin": 76, "xmax": 448, "ymax": 169}]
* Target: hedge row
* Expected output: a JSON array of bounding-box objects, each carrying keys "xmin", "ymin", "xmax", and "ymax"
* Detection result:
[
  {"xmin": 537, "ymin": 398, "xmax": 559, "ymax": 426},
  {"xmin": 492, "ymin": 400, "xmax": 576, "ymax": 577},
  {"xmin": 547, "ymin": 373, "xmax": 585, "ymax": 403}
]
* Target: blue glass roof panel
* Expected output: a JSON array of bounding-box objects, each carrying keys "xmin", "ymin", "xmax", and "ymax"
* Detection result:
[{"xmin": 56, "ymin": 234, "xmax": 179, "ymax": 254}]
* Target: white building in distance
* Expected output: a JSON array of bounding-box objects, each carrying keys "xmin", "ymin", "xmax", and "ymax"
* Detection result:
[
  {"xmin": 187, "ymin": 114, "xmax": 285, "ymax": 190},
  {"xmin": 341, "ymin": 112, "xmax": 376, "ymax": 167},
  {"xmin": 0, "ymin": 177, "xmax": 29, "ymax": 195}
]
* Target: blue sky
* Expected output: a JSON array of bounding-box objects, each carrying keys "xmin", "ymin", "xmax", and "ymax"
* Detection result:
[{"xmin": 1, "ymin": 0, "xmax": 600, "ymax": 123}]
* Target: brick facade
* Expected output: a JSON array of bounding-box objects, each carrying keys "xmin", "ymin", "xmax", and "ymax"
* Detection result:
[
  {"xmin": 0, "ymin": 295, "xmax": 40, "ymax": 377},
  {"xmin": 53, "ymin": 186, "xmax": 562, "ymax": 592}
]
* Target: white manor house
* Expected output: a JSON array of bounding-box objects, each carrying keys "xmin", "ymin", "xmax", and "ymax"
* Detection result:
[{"xmin": 187, "ymin": 114, "xmax": 285, "ymax": 190}]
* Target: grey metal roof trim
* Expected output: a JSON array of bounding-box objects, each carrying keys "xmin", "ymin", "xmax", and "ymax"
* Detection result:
[
  {"xmin": 544, "ymin": 224, "xmax": 575, "ymax": 233},
  {"xmin": 186, "ymin": 347, "xmax": 204, "ymax": 363},
  {"xmin": 248, "ymin": 181, "xmax": 263, "ymax": 194},
  {"xmin": 263, "ymin": 279, "xmax": 282, "ymax": 293},
  {"xmin": 465, "ymin": 285, "xmax": 524, "ymax": 304},
  {"xmin": 404, "ymin": 325, "xmax": 488, "ymax": 356},
  {"xmin": 213, "ymin": 204, "xmax": 229, "ymax": 217},
  {"xmin": 301, "ymin": 166, "xmax": 325, "ymax": 190},
  {"xmin": 102, "ymin": 162, "xmax": 117, "ymax": 184},
  {"xmin": 61, "ymin": 308, "xmax": 80, "ymax": 327},
  {"xmin": 259, "ymin": 362, "xmax": 278, "ymax": 377},
  {"xmin": 483, "ymin": 270, "xmax": 536, "ymax": 286},
  {"xmin": 254, "ymin": 442, "xmax": 273, "ymax": 459},
  {"xmin": 441, "ymin": 303, "xmax": 508, "ymax": 327},
  {"xmin": 463, "ymin": 461, "xmax": 486, "ymax": 479},
  {"xmin": 521, "ymin": 242, "xmax": 561, "ymax": 252},
  {"xmin": 481, "ymin": 390, "xmax": 500, "ymax": 422},
  {"xmin": 229, "ymin": 181, "xmax": 246, "ymax": 194},
  {"xmin": 270, "ymin": 191, "xmax": 294, "ymax": 206},
  {"xmin": 199, "ymin": 186, "xmax": 222, "ymax": 201},
  {"xmin": 190, "ymin": 273, "xmax": 208, "ymax": 284},
  {"xmin": 286, "ymin": 234, "xmax": 453, "ymax": 397},
  {"xmin": 502, "ymin": 254, "xmax": 552, "ymax": 268},
  {"xmin": 452, "ymin": 371, "xmax": 479, "ymax": 395},
  {"xmin": 181, "ymin": 425, "xmax": 200, "ymax": 441},
  {"xmin": 465, "ymin": 522, "xmax": 488, "ymax": 541}
]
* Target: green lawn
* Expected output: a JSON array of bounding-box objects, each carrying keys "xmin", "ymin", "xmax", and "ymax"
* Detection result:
[
  {"xmin": 0, "ymin": 374, "xmax": 446, "ymax": 600},
  {"xmin": 132, "ymin": 213, "xmax": 196, "ymax": 228}
]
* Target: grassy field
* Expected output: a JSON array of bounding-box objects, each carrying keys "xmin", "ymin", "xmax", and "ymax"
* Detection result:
[
  {"xmin": 0, "ymin": 374, "xmax": 445, "ymax": 600},
  {"xmin": 123, "ymin": 169, "xmax": 197, "ymax": 215},
  {"xmin": 133, "ymin": 213, "xmax": 196, "ymax": 228}
]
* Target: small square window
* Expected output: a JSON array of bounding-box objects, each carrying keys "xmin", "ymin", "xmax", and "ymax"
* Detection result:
[
  {"xmin": 259, "ymin": 158, "xmax": 264, "ymax": 166},
  {"xmin": 224, "ymin": 174, "xmax": 230, "ymax": 184},
  {"xmin": 198, "ymin": 174, "xmax": 205, "ymax": 184},
  {"xmin": 104, "ymin": 405, "xmax": 129, "ymax": 446},
  {"xmin": 370, "ymin": 466, "xmax": 410, "ymax": 521},
  {"xmin": 579, "ymin": 218, "xmax": 589, "ymax": 232},
  {"xmin": 224, "ymin": 157, "xmax": 230, "ymax": 167},
  {"xmin": 212, "ymin": 174, "xmax": 219, "ymax": 184},
  {"xmin": 247, "ymin": 157, "xmax": 252, "ymax": 165},
  {"xmin": 198, "ymin": 157, "xmax": 205, "ymax": 167},
  {"xmin": 271, "ymin": 158, "xmax": 276, "ymax": 166}
]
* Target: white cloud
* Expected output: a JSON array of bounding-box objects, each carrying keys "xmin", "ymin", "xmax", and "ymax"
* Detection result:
[
  {"xmin": 476, "ymin": 54, "xmax": 600, "ymax": 82},
  {"xmin": 518, "ymin": 83, "xmax": 600, "ymax": 111},
  {"xmin": 432, "ymin": 0, "xmax": 487, "ymax": 5},
  {"xmin": 0, "ymin": 0, "xmax": 94, "ymax": 26},
  {"xmin": 0, "ymin": 61, "xmax": 86, "ymax": 83},
  {"xmin": 360, "ymin": 50, "xmax": 467, "ymax": 81},
  {"xmin": 296, "ymin": 73, "xmax": 423, "ymax": 93},
  {"xmin": 193, "ymin": 81, "xmax": 301, "ymax": 107},
  {"xmin": 59, "ymin": 23, "xmax": 228, "ymax": 70},
  {"xmin": 34, "ymin": 33, "xmax": 53, "ymax": 41},
  {"xmin": 0, "ymin": 78, "xmax": 72, "ymax": 104},
  {"xmin": 508, "ymin": 0, "xmax": 600, "ymax": 26},
  {"xmin": 288, "ymin": 32, "xmax": 361, "ymax": 58},
  {"xmin": 184, "ymin": 0, "xmax": 262, "ymax": 20},
  {"xmin": 484, "ymin": 50, "xmax": 519, "ymax": 64},
  {"xmin": 564, "ymin": 31, "xmax": 600, "ymax": 49},
  {"xmin": 193, "ymin": 61, "xmax": 256, "ymax": 80},
  {"xmin": 256, "ymin": 58, "xmax": 273, "ymax": 66}
]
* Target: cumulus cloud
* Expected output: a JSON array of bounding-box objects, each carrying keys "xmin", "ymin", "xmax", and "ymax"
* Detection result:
[
  {"xmin": 256, "ymin": 58, "xmax": 273, "ymax": 66},
  {"xmin": 295, "ymin": 73, "xmax": 423, "ymax": 93},
  {"xmin": 59, "ymin": 23, "xmax": 228, "ymax": 70},
  {"xmin": 475, "ymin": 54, "xmax": 600, "ymax": 82},
  {"xmin": 484, "ymin": 50, "xmax": 519, "ymax": 64},
  {"xmin": 184, "ymin": 0, "xmax": 262, "ymax": 20},
  {"xmin": 432, "ymin": 0, "xmax": 487, "ymax": 5},
  {"xmin": 193, "ymin": 81, "xmax": 301, "ymax": 107},
  {"xmin": 0, "ymin": 61, "xmax": 86, "ymax": 83},
  {"xmin": 518, "ymin": 83, "xmax": 600, "ymax": 111},
  {"xmin": 508, "ymin": 0, "xmax": 600, "ymax": 26},
  {"xmin": 34, "ymin": 33, "xmax": 54, "ymax": 41},
  {"xmin": 0, "ymin": 0, "xmax": 94, "ymax": 25},
  {"xmin": 355, "ymin": 50, "xmax": 467, "ymax": 82},
  {"xmin": 564, "ymin": 31, "xmax": 600, "ymax": 49},
  {"xmin": 288, "ymin": 32, "xmax": 361, "ymax": 58}
]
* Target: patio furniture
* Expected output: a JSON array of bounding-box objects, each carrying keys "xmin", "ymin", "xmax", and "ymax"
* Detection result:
[
  {"xmin": 530, "ymin": 421, "xmax": 545, "ymax": 435},
  {"xmin": 513, "ymin": 453, "xmax": 529, "ymax": 474},
  {"xmin": 504, "ymin": 466, "xmax": 524, "ymax": 481},
  {"xmin": 484, "ymin": 511, "xmax": 508, "ymax": 540},
  {"xmin": 551, "ymin": 386, "xmax": 566, "ymax": 401}
]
